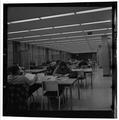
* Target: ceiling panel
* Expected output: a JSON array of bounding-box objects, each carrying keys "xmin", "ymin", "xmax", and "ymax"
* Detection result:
[{"xmin": 7, "ymin": 6, "xmax": 112, "ymax": 53}]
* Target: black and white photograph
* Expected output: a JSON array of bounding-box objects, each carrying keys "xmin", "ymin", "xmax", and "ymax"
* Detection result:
[{"xmin": 2, "ymin": 2, "xmax": 117, "ymax": 118}]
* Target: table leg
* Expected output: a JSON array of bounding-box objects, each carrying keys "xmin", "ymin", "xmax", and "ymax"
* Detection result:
[
  {"xmin": 69, "ymin": 86, "xmax": 72, "ymax": 110},
  {"xmin": 91, "ymin": 72, "xmax": 93, "ymax": 89},
  {"xmin": 77, "ymin": 79, "xmax": 80, "ymax": 99}
]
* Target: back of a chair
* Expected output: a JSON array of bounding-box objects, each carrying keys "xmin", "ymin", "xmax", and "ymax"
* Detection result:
[{"xmin": 43, "ymin": 81, "xmax": 58, "ymax": 92}]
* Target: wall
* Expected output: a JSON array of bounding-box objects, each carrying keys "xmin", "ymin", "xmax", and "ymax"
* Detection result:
[{"xmin": 7, "ymin": 41, "xmax": 70, "ymax": 68}]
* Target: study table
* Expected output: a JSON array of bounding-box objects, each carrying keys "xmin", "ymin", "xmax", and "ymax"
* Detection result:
[
  {"xmin": 72, "ymin": 68, "xmax": 93, "ymax": 88},
  {"xmin": 35, "ymin": 76, "xmax": 80, "ymax": 110},
  {"xmin": 25, "ymin": 68, "xmax": 47, "ymax": 74}
]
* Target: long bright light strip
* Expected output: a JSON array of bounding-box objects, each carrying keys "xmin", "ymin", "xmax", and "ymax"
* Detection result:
[
  {"xmin": 30, "ymin": 27, "xmax": 53, "ymax": 32},
  {"xmin": 8, "ymin": 18, "xmax": 40, "ymax": 24},
  {"xmin": 41, "ymin": 33, "xmax": 61, "ymax": 37},
  {"xmin": 8, "ymin": 7, "xmax": 111, "ymax": 25},
  {"xmin": 62, "ymin": 30, "xmax": 82, "ymax": 35},
  {"xmin": 85, "ymin": 32, "xmax": 112, "ymax": 37},
  {"xmin": 21, "ymin": 38, "xmax": 50, "ymax": 43},
  {"xmin": 8, "ymin": 37, "xmax": 23, "ymax": 40},
  {"xmin": 8, "ymin": 20, "xmax": 111, "ymax": 35},
  {"xmin": 8, "ymin": 30, "xmax": 29, "ymax": 34},
  {"xmin": 82, "ymin": 20, "xmax": 111, "ymax": 26},
  {"xmin": 54, "ymin": 24, "xmax": 80, "ymax": 29},
  {"xmin": 23, "ymin": 35, "xmax": 41, "ymax": 39},
  {"xmin": 51, "ymin": 35, "xmax": 84, "ymax": 40},
  {"xmin": 8, "ymin": 30, "xmax": 83, "ymax": 40},
  {"xmin": 8, "ymin": 28, "xmax": 112, "ymax": 41},
  {"xmin": 40, "ymin": 12, "xmax": 75, "ymax": 19},
  {"xmin": 76, "ymin": 7, "xmax": 112, "ymax": 14},
  {"xmin": 84, "ymin": 28, "xmax": 111, "ymax": 32}
]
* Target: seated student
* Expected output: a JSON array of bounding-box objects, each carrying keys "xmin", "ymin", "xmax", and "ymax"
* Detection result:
[
  {"xmin": 78, "ymin": 60, "xmax": 88, "ymax": 68},
  {"xmin": 8, "ymin": 65, "xmax": 36, "ymax": 86},
  {"xmin": 53, "ymin": 61, "xmax": 71, "ymax": 76},
  {"xmin": 46, "ymin": 61, "xmax": 57, "ymax": 75},
  {"xmin": 7, "ymin": 65, "xmax": 38, "ymax": 111}
]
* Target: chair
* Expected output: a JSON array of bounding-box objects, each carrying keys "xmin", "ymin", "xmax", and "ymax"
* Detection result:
[
  {"xmin": 77, "ymin": 71, "xmax": 86, "ymax": 88},
  {"xmin": 41, "ymin": 80, "xmax": 64, "ymax": 110}
]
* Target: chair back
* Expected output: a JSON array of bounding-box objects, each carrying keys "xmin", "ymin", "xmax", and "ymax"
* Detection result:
[
  {"xmin": 42, "ymin": 81, "xmax": 58, "ymax": 92},
  {"xmin": 37, "ymin": 73, "xmax": 45, "ymax": 81}
]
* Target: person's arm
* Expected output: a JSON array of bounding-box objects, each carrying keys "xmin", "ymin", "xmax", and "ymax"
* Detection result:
[
  {"xmin": 24, "ymin": 75, "xmax": 36, "ymax": 86},
  {"xmin": 53, "ymin": 65, "xmax": 59, "ymax": 75}
]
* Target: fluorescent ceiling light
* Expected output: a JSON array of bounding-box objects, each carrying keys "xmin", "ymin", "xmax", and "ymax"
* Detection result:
[
  {"xmin": 8, "ymin": 20, "xmax": 111, "ymax": 35},
  {"xmin": 40, "ymin": 12, "xmax": 75, "ymax": 19},
  {"xmin": 51, "ymin": 35, "xmax": 84, "ymax": 40},
  {"xmin": 23, "ymin": 35, "xmax": 41, "ymax": 39},
  {"xmin": 86, "ymin": 32, "xmax": 112, "ymax": 37},
  {"xmin": 82, "ymin": 20, "xmax": 111, "ymax": 26},
  {"xmin": 30, "ymin": 27, "xmax": 53, "ymax": 31},
  {"xmin": 8, "ymin": 37, "xmax": 23, "ymax": 40},
  {"xmin": 8, "ymin": 18, "xmax": 40, "ymax": 24},
  {"xmin": 62, "ymin": 31, "xmax": 82, "ymax": 35},
  {"xmin": 8, "ymin": 30, "xmax": 29, "ymax": 34},
  {"xmin": 87, "ymin": 37, "xmax": 101, "ymax": 40},
  {"xmin": 21, "ymin": 38, "xmax": 49, "ymax": 43},
  {"xmin": 84, "ymin": 28, "xmax": 110, "ymax": 32},
  {"xmin": 76, "ymin": 7, "xmax": 112, "ymax": 14},
  {"xmin": 41, "ymin": 33, "xmax": 61, "ymax": 37},
  {"xmin": 54, "ymin": 24, "xmax": 80, "ymax": 29}
]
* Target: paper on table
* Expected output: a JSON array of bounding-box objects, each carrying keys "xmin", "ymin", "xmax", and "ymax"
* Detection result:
[
  {"xmin": 25, "ymin": 73, "xmax": 36, "ymax": 81},
  {"xmin": 46, "ymin": 76, "xmax": 57, "ymax": 81}
]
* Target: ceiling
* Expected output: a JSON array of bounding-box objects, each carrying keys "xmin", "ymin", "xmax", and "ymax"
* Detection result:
[{"xmin": 7, "ymin": 6, "xmax": 112, "ymax": 53}]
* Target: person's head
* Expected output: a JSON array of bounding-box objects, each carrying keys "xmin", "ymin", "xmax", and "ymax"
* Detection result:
[
  {"xmin": 8, "ymin": 65, "xmax": 21, "ymax": 75},
  {"xmin": 58, "ymin": 61, "xmax": 67, "ymax": 68}
]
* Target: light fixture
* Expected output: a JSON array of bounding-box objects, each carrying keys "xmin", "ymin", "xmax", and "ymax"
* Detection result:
[
  {"xmin": 8, "ymin": 37, "xmax": 23, "ymax": 40},
  {"xmin": 54, "ymin": 24, "xmax": 80, "ymax": 29},
  {"xmin": 40, "ymin": 12, "xmax": 75, "ymax": 19},
  {"xmin": 30, "ymin": 27, "xmax": 53, "ymax": 31},
  {"xmin": 8, "ymin": 20, "xmax": 111, "ymax": 35},
  {"xmin": 62, "ymin": 30, "xmax": 82, "ymax": 35},
  {"xmin": 8, "ymin": 18, "xmax": 40, "ymax": 24},
  {"xmin": 41, "ymin": 33, "xmax": 61, "ymax": 37},
  {"xmin": 76, "ymin": 7, "xmax": 112, "ymax": 14},
  {"xmin": 85, "ymin": 32, "xmax": 112, "ymax": 37},
  {"xmin": 8, "ymin": 30, "xmax": 29, "ymax": 34},
  {"xmin": 84, "ymin": 28, "xmax": 110, "ymax": 32},
  {"xmin": 81, "ymin": 20, "xmax": 111, "ymax": 26},
  {"xmin": 21, "ymin": 38, "xmax": 50, "ymax": 43},
  {"xmin": 8, "ymin": 7, "xmax": 111, "ymax": 25},
  {"xmin": 23, "ymin": 35, "xmax": 41, "ymax": 39}
]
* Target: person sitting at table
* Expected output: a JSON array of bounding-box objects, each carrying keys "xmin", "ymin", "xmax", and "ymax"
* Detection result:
[
  {"xmin": 46, "ymin": 61, "xmax": 57, "ymax": 75},
  {"xmin": 8, "ymin": 64, "xmax": 36, "ymax": 86},
  {"xmin": 7, "ymin": 64, "xmax": 39, "ymax": 111},
  {"xmin": 53, "ymin": 61, "xmax": 71, "ymax": 76},
  {"xmin": 78, "ymin": 59, "xmax": 88, "ymax": 68}
]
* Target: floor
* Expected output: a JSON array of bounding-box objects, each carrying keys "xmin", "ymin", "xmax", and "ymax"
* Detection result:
[{"xmin": 28, "ymin": 67, "xmax": 112, "ymax": 111}]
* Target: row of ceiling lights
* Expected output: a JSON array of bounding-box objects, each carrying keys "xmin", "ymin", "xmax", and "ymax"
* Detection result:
[
  {"xmin": 8, "ymin": 7, "xmax": 112, "ymax": 25},
  {"xmin": 20, "ymin": 32, "xmax": 112, "ymax": 43},
  {"xmin": 8, "ymin": 20, "xmax": 111, "ymax": 35},
  {"xmin": 8, "ymin": 26, "xmax": 112, "ymax": 41}
]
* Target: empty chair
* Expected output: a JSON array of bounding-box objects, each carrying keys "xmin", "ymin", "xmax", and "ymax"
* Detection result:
[{"xmin": 41, "ymin": 81, "xmax": 65, "ymax": 110}]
